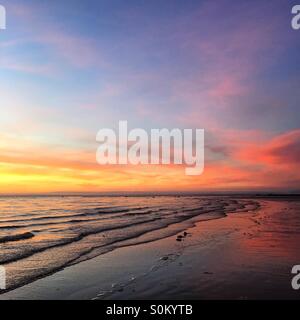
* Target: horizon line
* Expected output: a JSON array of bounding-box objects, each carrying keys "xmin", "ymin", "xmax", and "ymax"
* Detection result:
[{"xmin": 1, "ymin": 190, "xmax": 300, "ymax": 197}]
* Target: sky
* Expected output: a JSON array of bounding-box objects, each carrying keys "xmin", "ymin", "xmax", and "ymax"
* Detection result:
[{"xmin": 0, "ymin": 0, "xmax": 300, "ymax": 194}]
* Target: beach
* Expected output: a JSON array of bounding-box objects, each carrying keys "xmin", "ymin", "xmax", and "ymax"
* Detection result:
[{"xmin": 0, "ymin": 195, "xmax": 300, "ymax": 300}]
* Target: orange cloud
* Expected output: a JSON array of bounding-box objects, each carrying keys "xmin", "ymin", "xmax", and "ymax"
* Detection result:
[
  {"xmin": 236, "ymin": 129, "xmax": 300, "ymax": 166},
  {"xmin": 1, "ymin": 129, "xmax": 300, "ymax": 194}
]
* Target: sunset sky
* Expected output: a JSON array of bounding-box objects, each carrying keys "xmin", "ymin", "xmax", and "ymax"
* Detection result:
[{"xmin": 0, "ymin": 0, "xmax": 300, "ymax": 194}]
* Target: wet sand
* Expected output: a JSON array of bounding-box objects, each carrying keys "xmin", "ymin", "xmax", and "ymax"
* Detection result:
[{"xmin": 1, "ymin": 198, "xmax": 300, "ymax": 300}]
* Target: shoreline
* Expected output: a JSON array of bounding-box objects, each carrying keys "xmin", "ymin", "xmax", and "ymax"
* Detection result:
[{"xmin": 1, "ymin": 199, "xmax": 300, "ymax": 300}]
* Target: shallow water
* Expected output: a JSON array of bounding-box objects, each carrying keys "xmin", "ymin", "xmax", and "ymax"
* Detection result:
[{"xmin": 0, "ymin": 195, "xmax": 260, "ymax": 292}]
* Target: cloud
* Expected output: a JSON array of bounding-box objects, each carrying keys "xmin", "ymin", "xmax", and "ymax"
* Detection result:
[
  {"xmin": 236, "ymin": 129, "xmax": 300, "ymax": 166},
  {"xmin": 4, "ymin": 2, "xmax": 107, "ymax": 70}
]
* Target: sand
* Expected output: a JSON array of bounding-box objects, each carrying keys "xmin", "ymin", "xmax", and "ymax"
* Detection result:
[{"xmin": 1, "ymin": 198, "xmax": 300, "ymax": 300}]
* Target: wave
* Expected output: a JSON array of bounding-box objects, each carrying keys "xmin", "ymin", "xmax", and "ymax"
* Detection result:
[
  {"xmin": 0, "ymin": 232, "xmax": 34, "ymax": 243},
  {"xmin": 0, "ymin": 196, "xmax": 261, "ymax": 293}
]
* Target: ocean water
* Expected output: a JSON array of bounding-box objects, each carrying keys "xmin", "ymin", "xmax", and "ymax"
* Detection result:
[{"xmin": 0, "ymin": 195, "xmax": 260, "ymax": 292}]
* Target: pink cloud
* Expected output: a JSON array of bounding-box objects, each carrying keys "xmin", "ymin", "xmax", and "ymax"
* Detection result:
[
  {"xmin": 0, "ymin": 58, "xmax": 54, "ymax": 76},
  {"xmin": 6, "ymin": 3, "xmax": 106, "ymax": 69},
  {"xmin": 236, "ymin": 129, "xmax": 300, "ymax": 166}
]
